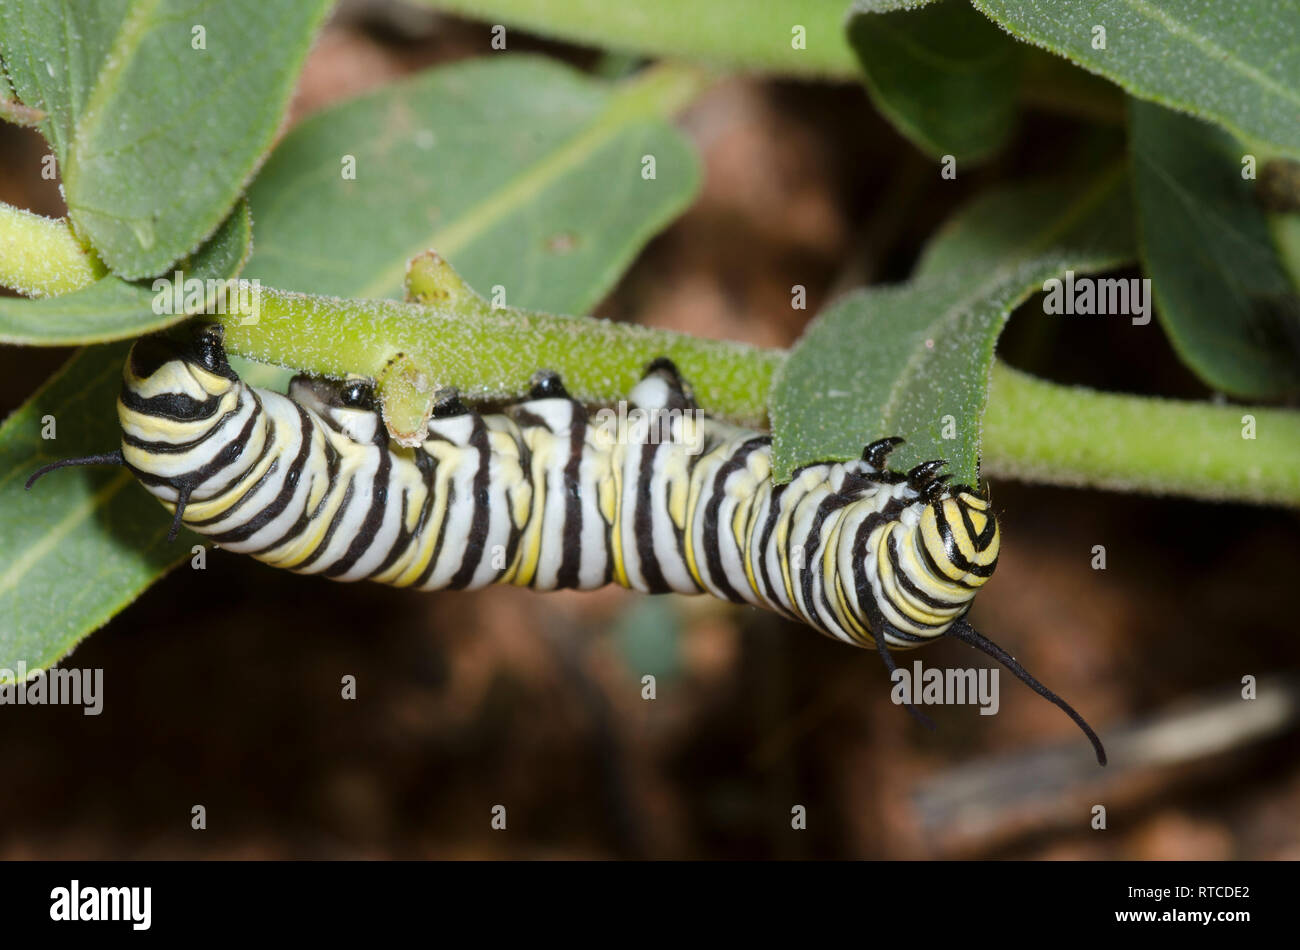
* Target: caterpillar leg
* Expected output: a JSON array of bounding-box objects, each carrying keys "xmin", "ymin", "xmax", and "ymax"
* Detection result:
[
  {"xmin": 527, "ymin": 370, "xmax": 569, "ymax": 400},
  {"xmin": 430, "ymin": 387, "xmax": 470, "ymax": 419}
]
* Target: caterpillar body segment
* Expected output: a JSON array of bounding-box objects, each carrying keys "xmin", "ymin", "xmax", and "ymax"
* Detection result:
[
  {"xmin": 27, "ymin": 327, "xmax": 1105, "ymax": 763},
  {"xmin": 112, "ymin": 335, "xmax": 996, "ymax": 638}
]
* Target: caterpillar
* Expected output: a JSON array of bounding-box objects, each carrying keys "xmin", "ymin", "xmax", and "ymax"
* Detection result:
[{"xmin": 29, "ymin": 325, "xmax": 1105, "ymax": 764}]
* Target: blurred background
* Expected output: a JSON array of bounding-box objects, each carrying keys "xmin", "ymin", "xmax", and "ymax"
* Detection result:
[{"xmin": 1, "ymin": 2, "xmax": 1297, "ymax": 859}]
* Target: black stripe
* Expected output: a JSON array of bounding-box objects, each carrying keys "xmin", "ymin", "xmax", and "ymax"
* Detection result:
[
  {"xmin": 247, "ymin": 438, "xmax": 339, "ymax": 554},
  {"xmin": 500, "ymin": 418, "xmax": 532, "ymax": 585},
  {"xmin": 700, "ymin": 438, "xmax": 767, "ymax": 604},
  {"xmin": 799, "ymin": 491, "xmax": 859, "ymax": 634},
  {"xmin": 369, "ymin": 489, "xmax": 409, "ymax": 577},
  {"xmin": 321, "ymin": 431, "xmax": 393, "ymax": 578},
  {"xmin": 964, "ymin": 500, "xmax": 998, "ymax": 548},
  {"xmin": 934, "ymin": 501, "xmax": 996, "ymax": 577},
  {"xmin": 669, "ymin": 433, "xmax": 702, "ymax": 570},
  {"xmin": 121, "ymin": 406, "xmax": 240, "ymax": 454},
  {"xmin": 188, "ymin": 397, "xmax": 282, "ymax": 502},
  {"xmin": 306, "ymin": 434, "xmax": 343, "ymax": 522},
  {"xmin": 414, "ymin": 463, "xmax": 456, "ymax": 589},
  {"xmin": 370, "ymin": 448, "xmax": 437, "ymax": 579},
  {"xmin": 186, "ymin": 413, "xmax": 280, "ymax": 528},
  {"xmin": 886, "ymin": 529, "xmax": 961, "ymax": 611},
  {"xmin": 850, "ymin": 499, "xmax": 927, "ymax": 645},
  {"xmin": 448, "ymin": 415, "xmax": 491, "ymax": 590},
  {"xmin": 633, "ymin": 442, "xmax": 672, "ymax": 594},
  {"xmin": 295, "ymin": 476, "xmax": 356, "ymax": 570},
  {"xmin": 510, "ymin": 407, "xmax": 550, "ymax": 431},
  {"xmin": 755, "ymin": 482, "xmax": 789, "ymax": 612},
  {"xmin": 958, "ymin": 500, "xmax": 996, "ymax": 550},
  {"xmin": 218, "ymin": 404, "xmax": 314, "ymax": 546},
  {"xmin": 736, "ymin": 462, "xmax": 777, "ymax": 609},
  {"xmin": 555, "ymin": 406, "xmax": 587, "ymax": 590},
  {"xmin": 914, "ymin": 523, "xmax": 975, "ymax": 591},
  {"xmin": 126, "ymin": 400, "xmax": 259, "ymax": 492},
  {"xmin": 119, "ymin": 386, "xmax": 224, "ymax": 423}
]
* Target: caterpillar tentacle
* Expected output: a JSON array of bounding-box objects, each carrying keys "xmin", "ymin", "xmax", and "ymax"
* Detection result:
[
  {"xmin": 28, "ymin": 328, "xmax": 1106, "ymax": 763},
  {"xmin": 25, "ymin": 450, "xmax": 125, "ymax": 490}
]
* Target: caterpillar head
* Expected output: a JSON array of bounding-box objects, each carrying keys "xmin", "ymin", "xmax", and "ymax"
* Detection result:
[
  {"xmin": 918, "ymin": 487, "xmax": 1001, "ymax": 592},
  {"xmin": 121, "ymin": 325, "xmax": 238, "ymax": 414},
  {"xmin": 868, "ymin": 483, "xmax": 1000, "ymax": 646},
  {"xmin": 26, "ymin": 325, "xmax": 251, "ymax": 542},
  {"xmin": 118, "ymin": 327, "xmax": 245, "ymax": 466},
  {"xmin": 117, "ymin": 326, "xmax": 259, "ymax": 532}
]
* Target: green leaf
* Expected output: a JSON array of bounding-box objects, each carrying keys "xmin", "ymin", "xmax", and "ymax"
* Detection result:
[
  {"xmin": 1131, "ymin": 99, "xmax": 1300, "ymax": 399},
  {"xmin": 0, "ymin": 343, "xmax": 195, "ymax": 676},
  {"xmin": 0, "ymin": 0, "xmax": 331, "ymax": 278},
  {"xmin": 971, "ymin": 0, "xmax": 1300, "ymax": 160},
  {"xmin": 415, "ymin": 0, "xmax": 858, "ymax": 77},
  {"xmin": 245, "ymin": 56, "xmax": 702, "ymax": 312},
  {"xmin": 0, "ymin": 201, "xmax": 252, "ymax": 345},
  {"xmin": 847, "ymin": 0, "xmax": 1024, "ymax": 162},
  {"xmin": 771, "ymin": 169, "xmax": 1135, "ymax": 485}
]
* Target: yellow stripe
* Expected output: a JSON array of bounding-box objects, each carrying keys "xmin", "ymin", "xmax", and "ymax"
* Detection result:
[
  {"xmin": 507, "ymin": 428, "xmax": 550, "ymax": 586},
  {"xmin": 608, "ymin": 443, "xmax": 628, "ymax": 588}
]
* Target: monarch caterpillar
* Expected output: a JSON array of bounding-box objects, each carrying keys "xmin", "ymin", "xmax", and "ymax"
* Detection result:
[{"xmin": 29, "ymin": 326, "xmax": 1106, "ymax": 764}]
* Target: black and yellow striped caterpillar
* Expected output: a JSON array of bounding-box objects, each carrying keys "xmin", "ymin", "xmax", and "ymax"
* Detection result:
[{"xmin": 29, "ymin": 326, "xmax": 1105, "ymax": 763}]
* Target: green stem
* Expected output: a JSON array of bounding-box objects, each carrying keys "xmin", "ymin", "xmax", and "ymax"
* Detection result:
[
  {"xmin": 220, "ymin": 285, "xmax": 781, "ymax": 427},
  {"xmin": 0, "ymin": 205, "xmax": 105, "ymax": 296},
  {"xmin": 983, "ymin": 363, "xmax": 1300, "ymax": 507}
]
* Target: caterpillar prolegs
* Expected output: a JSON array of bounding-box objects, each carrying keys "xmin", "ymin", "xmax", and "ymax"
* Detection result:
[{"xmin": 29, "ymin": 327, "xmax": 1106, "ymax": 764}]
